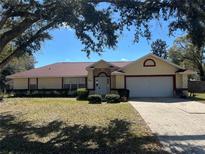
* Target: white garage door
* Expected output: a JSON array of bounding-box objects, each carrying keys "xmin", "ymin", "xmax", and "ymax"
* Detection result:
[{"xmin": 126, "ymin": 76, "xmax": 173, "ymax": 97}]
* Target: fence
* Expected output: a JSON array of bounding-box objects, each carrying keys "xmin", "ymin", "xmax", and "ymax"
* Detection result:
[{"xmin": 188, "ymin": 81, "xmax": 205, "ymax": 93}]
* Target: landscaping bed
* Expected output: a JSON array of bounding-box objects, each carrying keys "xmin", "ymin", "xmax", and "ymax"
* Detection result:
[{"xmin": 0, "ymin": 98, "xmax": 164, "ymax": 153}]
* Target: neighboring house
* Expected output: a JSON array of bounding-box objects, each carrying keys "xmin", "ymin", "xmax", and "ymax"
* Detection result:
[{"xmin": 7, "ymin": 53, "xmax": 195, "ymax": 97}]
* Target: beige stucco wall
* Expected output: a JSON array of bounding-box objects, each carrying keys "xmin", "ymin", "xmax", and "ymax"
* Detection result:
[
  {"xmin": 111, "ymin": 76, "xmax": 116, "ymax": 89},
  {"xmin": 38, "ymin": 78, "xmax": 62, "ymax": 89},
  {"xmin": 12, "ymin": 56, "xmax": 187, "ymax": 91},
  {"xmin": 115, "ymin": 75, "xmax": 124, "ymax": 89},
  {"xmin": 13, "ymin": 78, "xmax": 28, "ymax": 89},
  {"xmin": 114, "ymin": 56, "xmax": 187, "ymax": 89},
  {"xmin": 176, "ymin": 74, "xmax": 182, "ymax": 89},
  {"xmin": 176, "ymin": 74, "xmax": 188, "ymax": 89},
  {"xmin": 87, "ymin": 70, "xmax": 94, "ymax": 89},
  {"xmin": 88, "ymin": 56, "xmax": 187, "ymax": 90},
  {"xmin": 182, "ymin": 74, "xmax": 188, "ymax": 88},
  {"xmin": 124, "ymin": 56, "xmax": 178, "ymax": 75},
  {"xmin": 87, "ymin": 61, "xmax": 115, "ymax": 89}
]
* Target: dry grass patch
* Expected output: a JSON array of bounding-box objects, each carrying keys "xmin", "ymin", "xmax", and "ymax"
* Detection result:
[
  {"xmin": 0, "ymin": 98, "xmax": 164, "ymax": 153},
  {"xmin": 190, "ymin": 93, "xmax": 205, "ymax": 103}
]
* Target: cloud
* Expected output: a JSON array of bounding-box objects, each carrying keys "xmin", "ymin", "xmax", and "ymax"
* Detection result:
[{"xmin": 121, "ymin": 58, "xmax": 128, "ymax": 61}]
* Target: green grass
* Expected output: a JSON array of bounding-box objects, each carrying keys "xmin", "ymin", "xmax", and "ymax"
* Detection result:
[
  {"xmin": 0, "ymin": 98, "xmax": 164, "ymax": 153},
  {"xmin": 190, "ymin": 93, "xmax": 205, "ymax": 102}
]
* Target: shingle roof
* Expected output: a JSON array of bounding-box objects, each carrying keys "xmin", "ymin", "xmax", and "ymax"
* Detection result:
[
  {"xmin": 7, "ymin": 61, "xmax": 130, "ymax": 78},
  {"xmin": 176, "ymin": 69, "xmax": 197, "ymax": 74}
]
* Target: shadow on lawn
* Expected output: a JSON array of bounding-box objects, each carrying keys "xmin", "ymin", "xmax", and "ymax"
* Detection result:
[
  {"xmin": 189, "ymin": 97, "xmax": 205, "ymax": 102},
  {"xmin": 0, "ymin": 112, "xmax": 162, "ymax": 154}
]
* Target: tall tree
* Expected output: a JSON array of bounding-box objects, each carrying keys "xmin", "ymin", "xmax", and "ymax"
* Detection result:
[
  {"xmin": 168, "ymin": 47, "xmax": 184, "ymax": 66},
  {"xmin": 0, "ymin": 0, "xmax": 119, "ymax": 68},
  {"xmin": 0, "ymin": 0, "xmax": 205, "ymax": 69},
  {"xmin": 151, "ymin": 39, "xmax": 168, "ymax": 59},
  {"xmin": 0, "ymin": 53, "xmax": 35, "ymax": 90},
  {"xmin": 168, "ymin": 36, "xmax": 205, "ymax": 80}
]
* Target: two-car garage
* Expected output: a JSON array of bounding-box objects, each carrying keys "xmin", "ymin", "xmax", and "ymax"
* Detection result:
[{"xmin": 126, "ymin": 76, "xmax": 174, "ymax": 98}]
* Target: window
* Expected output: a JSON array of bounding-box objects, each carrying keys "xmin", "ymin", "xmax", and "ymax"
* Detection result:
[
  {"xmin": 97, "ymin": 72, "xmax": 108, "ymax": 77},
  {"xmin": 63, "ymin": 77, "xmax": 86, "ymax": 91},
  {"xmin": 63, "ymin": 84, "xmax": 70, "ymax": 90},
  {"xmin": 70, "ymin": 84, "xmax": 78, "ymax": 90},
  {"xmin": 29, "ymin": 84, "xmax": 37, "ymax": 90},
  {"xmin": 143, "ymin": 59, "xmax": 156, "ymax": 67},
  {"xmin": 29, "ymin": 78, "xmax": 37, "ymax": 89},
  {"xmin": 78, "ymin": 84, "xmax": 86, "ymax": 88}
]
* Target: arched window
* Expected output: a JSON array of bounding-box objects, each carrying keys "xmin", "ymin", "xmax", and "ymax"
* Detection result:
[
  {"xmin": 143, "ymin": 59, "xmax": 156, "ymax": 67},
  {"xmin": 97, "ymin": 72, "xmax": 108, "ymax": 77}
]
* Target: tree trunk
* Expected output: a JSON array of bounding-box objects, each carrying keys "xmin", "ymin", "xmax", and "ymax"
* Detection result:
[
  {"xmin": 198, "ymin": 63, "xmax": 205, "ymax": 81},
  {"xmin": 196, "ymin": 47, "xmax": 205, "ymax": 81}
]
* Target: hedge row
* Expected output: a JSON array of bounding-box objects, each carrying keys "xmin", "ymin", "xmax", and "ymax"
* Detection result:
[
  {"xmin": 11, "ymin": 90, "xmax": 77, "ymax": 97},
  {"xmin": 88, "ymin": 94, "xmax": 122, "ymax": 104},
  {"xmin": 11, "ymin": 89, "xmax": 129, "ymax": 102}
]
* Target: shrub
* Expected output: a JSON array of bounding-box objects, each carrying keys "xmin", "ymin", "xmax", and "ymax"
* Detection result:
[
  {"xmin": 105, "ymin": 94, "xmax": 120, "ymax": 103},
  {"xmin": 175, "ymin": 89, "xmax": 188, "ymax": 98},
  {"xmin": 77, "ymin": 88, "xmax": 89, "ymax": 100},
  {"xmin": 88, "ymin": 94, "xmax": 102, "ymax": 104},
  {"xmin": 117, "ymin": 89, "xmax": 130, "ymax": 102},
  {"xmin": 13, "ymin": 90, "xmax": 28, "ymax": 97}
]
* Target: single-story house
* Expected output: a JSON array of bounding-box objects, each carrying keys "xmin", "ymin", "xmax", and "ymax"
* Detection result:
[{"xmin": 7, "ymin": 53, "xmax": 195, "ymax": 97}]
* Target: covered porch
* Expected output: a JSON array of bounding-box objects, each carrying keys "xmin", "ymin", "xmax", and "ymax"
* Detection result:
[{"xmin": 86, "ymin": 60, "xmax": 125, "ymax": 95}]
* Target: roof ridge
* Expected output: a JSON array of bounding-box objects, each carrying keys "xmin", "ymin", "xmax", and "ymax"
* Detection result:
[
  {"xmin": 55, "ymin": 61, "xmax": 131, "ymax": 64},
  {"xmin": 34, "ymin": 61, "xmax": 131, "ymax": 70},
  {"xmin": 56, "ymin": 61, "xmax": 94, "ymax": 63},
  {"xmin": 33, "ymin": 62, "xmax": 94, "ymax": 69},
  {"xmin": 111, "ymin": 61, "xmax": 131, "ymax": 63}
]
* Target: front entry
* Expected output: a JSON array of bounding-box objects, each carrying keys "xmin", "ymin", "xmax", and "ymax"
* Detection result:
[{"xmin": 95, "ymin": 73, "xmax": 110, "ymax": 95}]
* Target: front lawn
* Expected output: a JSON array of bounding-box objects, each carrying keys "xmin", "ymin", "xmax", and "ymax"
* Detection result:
[
  {"xmin": 0, "ymin": 98, "xmax": 163, "ymax": 153},
  {"xmin": 190, "ymin": 93, "xmax": 205, "ymax": 102}
]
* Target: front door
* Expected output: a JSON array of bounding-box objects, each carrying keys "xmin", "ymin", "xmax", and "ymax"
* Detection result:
[{"xmin": 95, "ymin": 73, "xmax": 110, "ymax": 95}]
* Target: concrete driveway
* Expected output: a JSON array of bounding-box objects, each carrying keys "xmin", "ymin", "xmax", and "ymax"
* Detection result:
[{"xmin": 129, "ymin": 98, "xmax": 205, "ymax": 154}]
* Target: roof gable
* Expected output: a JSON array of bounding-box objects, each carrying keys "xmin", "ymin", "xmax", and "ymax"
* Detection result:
[
  {"xmin": 86, "ymin": 60, "xmax": 128, "ymax": 70},
  {"xmin": 86, "ymin": 60, "xmax": 111, "ymax": 69},
  {"xmin": 120, "ymin": 53, "xmax": 184, "ymax": 71}
]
